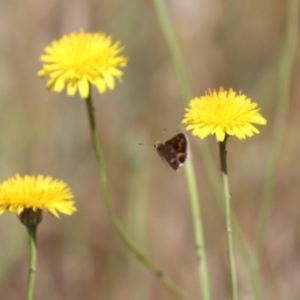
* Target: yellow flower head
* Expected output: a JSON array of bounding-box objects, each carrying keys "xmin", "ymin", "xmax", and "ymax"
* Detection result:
[
  {"xmin": 38, "ymin": 31, "xmax": 128, "ymax": 99},
  {"xmin": 182, "ymin": 88, "xmax": 267, "ymax": 142},
  {"xmin": 0, "ymin": 174, "xmax": 76, "ymax": 218}
]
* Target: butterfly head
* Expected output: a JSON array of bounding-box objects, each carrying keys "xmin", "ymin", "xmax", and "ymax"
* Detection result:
[{"xmin": 153, "ymin": 141, "xmax": 163, "ymax": 149}]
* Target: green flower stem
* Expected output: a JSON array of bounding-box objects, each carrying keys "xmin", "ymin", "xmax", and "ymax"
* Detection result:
[
  {"xmin": 26, "ymin": 225, "xmax": 38, "ymax": 300},
  {"xmin": 207, "ymin": 167, "xmax": 261, "ymax": 300},
  {"xmin": 85, "ymin": 92, "xmax": 191, "ymax": 300},
  {"xmin": 153, "ymin": 0, "xmax": 191, "ymax": 102},
  {"xmin": 184, "ymin": 160, "xmax": 211, "ymax": 300},
  {"xmin": 153, "ymin": 1, "xmax": 210, "ymax": 298},
  {"xmin": 255, "ymin": 0, "xmax": 299, "ymax": 257},
  {"xmin": 219, "ymin": 138, "xmax": 238, "ymax": 300},
  {"xmin": 231, "ymin": 222, "xmax": 261, "ymax": 300}
]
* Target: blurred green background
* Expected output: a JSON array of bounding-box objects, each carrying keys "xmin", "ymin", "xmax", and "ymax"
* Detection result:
[{"xmin": 0, "ymin": 0, "xmax": 299, "ymax": 299}]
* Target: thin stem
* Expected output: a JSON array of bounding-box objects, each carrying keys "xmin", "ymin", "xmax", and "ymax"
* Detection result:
[
  {"xmin": 208, "ymin": 167, "xmax": 261, "ymax": 299},
  {"xmin": 199, "ymin": 150, "xmax": 262, "ymax": 299},
  {"xmin": 219, "ymin": 138, "xmax": 238, "ymax": 300},
  {"xmin": 26, "ymin": 225, "xmax": 38, "ymax": 300},
  {"xmin": 85, "ymin": 91, "xmax": 192, "ymax": 300},
  {"xmin": 184, "ymin": 160, "xmax": 211, "ymax": 300},
  {"xmin": 153, "ymin": 1, "xmax": 211, "ymax": 298},
  {"xmin": 231, "ymin": 222, "xmax": 261, "ymax": 300},
  {"xmin": 255, "ymin": 0, "xmax": 299, "ymax": 256},
  {"xmin": 153, "ymin": 0, "xmax": 191, "ymax": 103}
]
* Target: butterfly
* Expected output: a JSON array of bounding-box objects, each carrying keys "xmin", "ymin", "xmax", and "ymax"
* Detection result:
[{"xmin": 153, "ymin": 133, "xmax": 188, "ymax": 171}]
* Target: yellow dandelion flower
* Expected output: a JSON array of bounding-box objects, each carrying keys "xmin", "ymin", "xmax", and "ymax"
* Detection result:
[
  {"xmin": 0, "ymin": 174, "xmax": 76, "ymax": 218},
  {"xmin": 38, "ymin": 31, "xmax": 128, "ymax": 99},
  {"xmin": 182, "ymin": 88, "xmax": 267, "ymax": 142}
]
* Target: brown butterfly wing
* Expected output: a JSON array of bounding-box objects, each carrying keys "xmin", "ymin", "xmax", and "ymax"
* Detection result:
[
  {"xmin": 165, "ymin": 133, "xmax": 188, "ymax": 164},
  {"xmin": 156, "ymin": 143, "xmax": 180, "ymax": 170}
]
